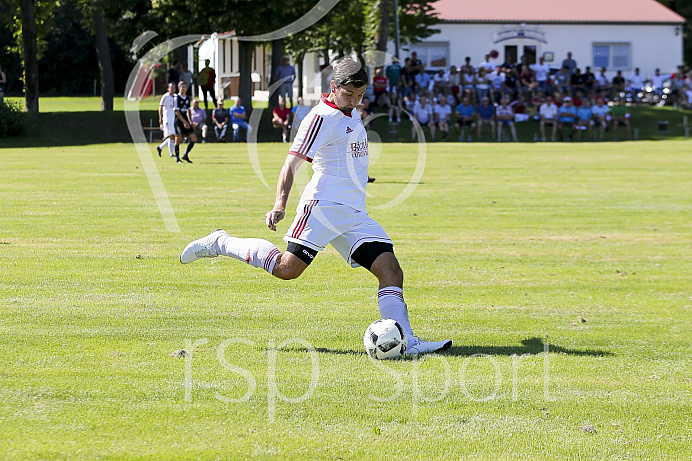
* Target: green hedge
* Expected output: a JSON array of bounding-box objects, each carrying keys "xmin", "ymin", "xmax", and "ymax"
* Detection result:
[{"xmin": 0, "ymin": 100, "xmax": 27, "ymax": 138}]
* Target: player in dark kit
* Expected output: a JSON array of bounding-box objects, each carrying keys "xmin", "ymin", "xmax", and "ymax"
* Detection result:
[{"xmin": 174, "ymin": 81, "xmax": 198, "ymax": 163}]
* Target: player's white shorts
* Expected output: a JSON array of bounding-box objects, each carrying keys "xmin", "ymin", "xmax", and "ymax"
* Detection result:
[
  {"xmin": 284, "ymin": 200, "xmax": 392, "ymax": 268},
  {"xmin": 162, "ymin": 116, "xmax": 178, "ymax": 138}
]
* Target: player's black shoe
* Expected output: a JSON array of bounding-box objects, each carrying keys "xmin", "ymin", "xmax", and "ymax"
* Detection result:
[
  {"xmin": 182, "ymin": 155, "xmax": 192, "ymax": 163},
  {"xmin": 156, "ymin": 146, "xmax": 162, "ymax": 157}
]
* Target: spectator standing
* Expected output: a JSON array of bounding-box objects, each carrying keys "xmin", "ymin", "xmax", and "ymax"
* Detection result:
[
  {"xmin": 650, "ymin": 68, "xmax": 667, "ymax": 98},
  {"xmin": 434, "ymin": 96, "xmax": 451, "ymax": 141},
  {"xmin": 385, "ymin": 56, "xmax": 401, "ymax": 94},
  {"xmin": 275, "ymin": 56, "xmax": 296, "ymax": 109},
  {"xmin": 189, "ymin": 99, "xmax": 208, "ymax": 143},
  {"xmin": 475, "ymin": 68, "xmax": 491, "ymax": 104},
  {"xmin": 557, "ymin": 96, "xmax": 578, "ymax": 141},
  {"xmin": 415, "ymin": 66, "xmax": 432, "ymax": 97},
  {"xmin": 561, "ymin": 52, "xmax": 577, "ymax": 76},
  {"xmin": 462, "ymin": 65, "xmax": 477, "ymax": 104},
  {"xmin": 411, "ymin": 96, "xmax": 435, "ymax": 142},
  {"xmin": 400, "ymin": 58, "xmax": 414, "ymax": 98},
  {"xmin": 433, "ymin": 69, "xmax": 449, "ymax": 98},
  {"xmin": 212, "ymin": 99, "xmax": 230, "ymax": 142},
  {"xmin": 612, "ymin": 70, "xmax": 626, "ymax": 96},
  {"xmin": 455, "ymin": 96, "xmax": 476, "ymax": 142},
  {"xmin": 180, "ymin": 63, "xmax": 194, "ymax": 97},
  {"xmin": 530, "ymin": 57, "xmax": 551, "ymax": 94},
  {"xmin": 583, "ymin": 66, "xmax": 595, "ymax": 97},
  {"xmin": 626, "ymin": 68, "xmax": 646, "ymax": 103},
  {"xmin": 539, "ymin": 95, "xmax": 558, "ymax": 141},
  {"xmin": 479, "ymin": 54, "xmax": 496, "ymax": 72},
  {"xmin": 167, "ymin": 61, "xmax": 180, "ymax": 89},
  {"xmin": 198, "ymin": 59, "xmax": 217, "ymax": 110},
  {"xmin": 489, "ymin": 67, "xmax": 506, "ymax": 103},
  {"xmin": 476, "ymin": 96, "xmax": 496, "ymax": 141},
  {"xmin": 570, "ymin": 68, "xmax": 587, "ymax": 97},
  {"xmin": 230, "ymin": 97, "xmax": 252, "ymax": 143},
  {"xmin": 272, "ymin": 96, "xmax": 291, "ymax": 142},
  {"xmin": 519, "ymin": 65, "xmax": 534, "ymax": 96},
  {"xmin": 496, "ymin": 96, "xmax": 518, "ymax": 142},
  {"xmin": 372, "ymin": 68, "xmax": 388, "ymax": 107}
]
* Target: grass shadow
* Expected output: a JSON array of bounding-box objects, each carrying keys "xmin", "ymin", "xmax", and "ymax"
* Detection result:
[{"xmin": 444, "ymin": 337, "xmax": 614, "ymax": 357}]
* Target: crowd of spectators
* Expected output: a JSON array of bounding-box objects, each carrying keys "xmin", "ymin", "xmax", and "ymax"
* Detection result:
[{"xmin": 375, "ymin": 51, "xmax": 692, "ymax": 142}]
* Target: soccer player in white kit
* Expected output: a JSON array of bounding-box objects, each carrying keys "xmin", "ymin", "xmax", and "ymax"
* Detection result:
[
  {"xmin": 156, "ymin": 83, "xmax": 178, "ymax": 158},
  {"xmin": 180, "ymin": 58, "xmax": 451, "ymax": 355}
]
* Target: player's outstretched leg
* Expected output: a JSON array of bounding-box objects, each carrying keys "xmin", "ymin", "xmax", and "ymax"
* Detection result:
[{"xmin": 180, "ymin": 229, "xmax": 280, "ymax": 275}]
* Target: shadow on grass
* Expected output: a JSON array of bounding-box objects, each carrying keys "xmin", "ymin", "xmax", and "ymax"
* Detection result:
[
  {"xmin": 294, "ymin": 337, "xmax": 614, "ymax": 358},
  {"xmin": 444, "ymin": 337, "xmax": 614, "ymax": 357}
]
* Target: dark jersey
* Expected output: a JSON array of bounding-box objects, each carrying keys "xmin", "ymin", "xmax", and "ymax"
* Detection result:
[{"xmin": 175, "ymin": 94, "xmax": 191, "ymax": 116}]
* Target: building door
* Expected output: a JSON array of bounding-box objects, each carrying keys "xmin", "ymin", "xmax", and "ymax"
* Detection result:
[
  {"xmin": 504, "ymin": 45, "xmax": 518, "ymax": 66},
  {"xmin": 523, "ymin": 45, "xmax": 537, "ymax": 65}
]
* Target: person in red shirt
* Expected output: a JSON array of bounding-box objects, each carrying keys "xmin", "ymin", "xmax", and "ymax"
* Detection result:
[
  {"xmin": 272, "ymin": 96, "xmax": 291, "ymax": 142},
  {"xmin": 372, "ymin": 68, "xmax": 388, "ymax": 107}
]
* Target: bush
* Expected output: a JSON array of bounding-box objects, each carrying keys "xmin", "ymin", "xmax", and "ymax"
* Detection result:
[{"xmin": 0, "ymin": 100, "xmax": 27, "ymax": 138}]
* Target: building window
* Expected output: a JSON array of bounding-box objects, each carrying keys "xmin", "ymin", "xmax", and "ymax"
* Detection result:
[
  {"xmin": 409, "ymin": 42, "xmax": 449, "ymax": 70},
  {"xmin": 593, "ymin": 43, "xmax": 630, "ymax": 71}
]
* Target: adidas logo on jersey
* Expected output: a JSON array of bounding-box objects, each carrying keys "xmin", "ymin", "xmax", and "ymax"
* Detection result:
[{"xmin": 346, "ymin": 126, "xmax": 353, "ymax": 134}]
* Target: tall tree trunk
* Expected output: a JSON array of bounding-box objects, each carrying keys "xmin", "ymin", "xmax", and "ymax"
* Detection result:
[
  {"xmin": 268, "ymin": 39, "xmax": 284, "ymax": 108},
  {"xmin": 296, "ymin": 52, "xmax": 305, "ymax": 99},
  {"xmin": 238, "ymin": 40, "xmax": 254, "ymax": 112},
  {"xmin": 374, "ymin": 0, "xmax": 390, "ymax": 53},
  {"xmin": 19, "ymin": 0, "xmax": 39, "ymax": 112},
  {"xmin": 93, "ymin": 7, "xmax": 114, "ymax": 111}
]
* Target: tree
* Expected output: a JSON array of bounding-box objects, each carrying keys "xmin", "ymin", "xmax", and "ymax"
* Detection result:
[
  {"xmin": 93, "ymin": 5, "xmax": 114, "ymax": 111},
  {"xmin": 19, "ymin": 0, "xmax": 39, "ymax": 112},
  {"xmin": 655, "ymin": 0, "xmax": 691, "ymax": 66}
]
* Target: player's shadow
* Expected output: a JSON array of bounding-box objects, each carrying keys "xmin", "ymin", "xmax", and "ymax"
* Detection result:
[
  {"xmin": 444, "ymin": 337, "xmax": 614, "ymax": 357},
  {"xmin": 302, "ymin": 337, "xmax": 613, "ymax": 358}
]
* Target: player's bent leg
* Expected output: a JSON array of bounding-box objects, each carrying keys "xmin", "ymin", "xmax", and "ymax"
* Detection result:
[{"xmin": 271, "ymin": 251, "xmax": 309, "ymax": 280}]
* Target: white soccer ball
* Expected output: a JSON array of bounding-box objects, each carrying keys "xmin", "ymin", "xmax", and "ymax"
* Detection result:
[{"xmin": 363, "ymin": 318, "xmax": 408, "ymax": 360}]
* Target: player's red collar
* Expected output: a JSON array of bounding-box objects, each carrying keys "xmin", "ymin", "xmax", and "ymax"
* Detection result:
[{"xmin": 322, "ymin": 93, "xmax": 352, "ymax": 117}]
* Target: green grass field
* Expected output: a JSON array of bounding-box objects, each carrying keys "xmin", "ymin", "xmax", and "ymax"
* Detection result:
[{"xmin": 2, "ymin": 107, "xmax": 692, "ymax": 459}]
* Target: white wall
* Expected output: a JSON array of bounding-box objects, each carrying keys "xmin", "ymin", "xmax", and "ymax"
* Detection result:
[{"xmin": 428, "ymin": 22, "xmax": 683, "ymax": 80}]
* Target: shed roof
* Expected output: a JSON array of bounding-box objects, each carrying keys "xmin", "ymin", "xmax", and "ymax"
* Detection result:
[{"xmin": 433, "ymin": 0, "xmax": 685, "ymax": 25}]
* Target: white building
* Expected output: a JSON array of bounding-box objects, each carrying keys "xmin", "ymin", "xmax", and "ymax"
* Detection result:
[{"xmin": 407, "ymin": 0, "xmax": 685, "ymax": 77}]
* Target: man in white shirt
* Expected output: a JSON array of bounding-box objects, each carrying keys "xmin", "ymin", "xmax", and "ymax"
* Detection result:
[
  {"xmin": 650, "ymin": 68, "xmax": 668, "ymax": 97},
  {"xmin": 539, "ymin": 94, "xmax": 558, "ymax": 141},
  {"xmin": 434, "ymin": 96, "xmax": 452, "ymax": 141},
  {"xmin": 530, "ymin": 57, "xmax": 551, "ymax": 94},
  {"xmin": 627, "ymin": 68, "xmax": 646, "ymax": 103},
  {"xmin": 591, "ymin": 97, "xmax": 610, "ymax": 141},
  {"xmin": 412, "ymin": 96, "xmax": 435, "ymax": 141},
  {"xmin": 156, "ymin": 83, "xmax": 178, "ymax": 158},
  {"xmin": 180, "ymin": 58, "xmax": 452, "ymax": 356}
]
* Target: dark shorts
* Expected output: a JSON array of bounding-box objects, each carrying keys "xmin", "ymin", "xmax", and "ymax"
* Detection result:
[
  {"xmin": 176, "ymin": 118, "xmax": 194, "ymax": 136},
  {"xmin": 456, "ymin": 119, "xmax": 474, "ymax": 127}
]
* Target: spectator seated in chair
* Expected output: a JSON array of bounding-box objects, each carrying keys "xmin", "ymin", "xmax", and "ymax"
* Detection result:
[
  {"xmin": 230, "ymin": 97, "xmax": 252, "ymax": 143},
  {"xmin": 212, "ymin": 99, "xmax": 230, "ymax": 142},
  {"xmin": 272, "ymin": 96, "xmax": 291, "ymax": 142}
]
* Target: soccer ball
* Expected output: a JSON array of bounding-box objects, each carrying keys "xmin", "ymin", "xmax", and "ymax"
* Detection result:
[{"xmin": 363, "ymin": 319, "xmax": 408, "ymax": 360}]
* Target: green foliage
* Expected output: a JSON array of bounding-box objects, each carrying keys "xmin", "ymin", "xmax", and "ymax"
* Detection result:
[
  {"xmin": 0, "ymin": 99, "xmax": 27, "ymax": 137},
  {"xmin": 396, "ymin": 0, "xmax": 441, "ymax": 45}
]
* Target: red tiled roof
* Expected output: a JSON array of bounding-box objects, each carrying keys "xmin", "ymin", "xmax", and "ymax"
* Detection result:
[{"xmin": 434, "ymin": 0, "xmax": 685, "ymax": 24}]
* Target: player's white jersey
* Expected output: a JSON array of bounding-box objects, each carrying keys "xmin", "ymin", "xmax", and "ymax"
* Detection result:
[
  {"xmin": 159, "ymin": 93, "xmax": 176, "ymax": 126},
  {"xmin": 289, "ymin": 94, "xmax": 369, "ymax": 211}
]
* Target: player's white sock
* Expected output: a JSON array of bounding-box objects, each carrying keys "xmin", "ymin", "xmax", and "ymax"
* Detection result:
[
  {"xmin": 168, "ymin": 139, "xmax": 175, "ymax": 157},
  {"xmin": 377, "ymin": 287, "xmax": 415, "ymax": 341},
  {"xmin": 158, "ymin": 138, "xmax": 169, "ymax": 150},
  {"xmin": 216, "ymin": 235, "xmax": 281, "ymax": 274}
]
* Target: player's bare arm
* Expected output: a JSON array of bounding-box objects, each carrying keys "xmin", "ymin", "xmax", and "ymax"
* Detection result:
[{"xmin": 266, "ymin": 154, "xmax": 305, "ymax": 231}]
